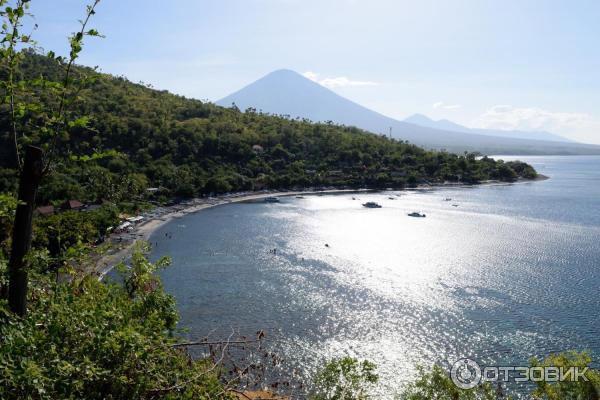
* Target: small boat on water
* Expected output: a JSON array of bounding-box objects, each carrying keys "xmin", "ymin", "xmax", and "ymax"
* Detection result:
[
  {"xmin": 264, "ymin": 197, "xmax": 280, "ymax": 203},
  {"xmin": 296, "ymin": 196, "xmax": 305, "ymax": 199},
  {"xmin": 444, "ymin": 198, "xmax": 452, "ymax": 201},
  {"xmin": 408, "ymin": 212, "xmax": 426, "ymax": 218},
  {"xmin": 388, "ymin": 197, "xmax": 396, "ymax": 200},
  {"xmin": 362, "ymin": 202, "xmax": 382, "ymax": 208}
]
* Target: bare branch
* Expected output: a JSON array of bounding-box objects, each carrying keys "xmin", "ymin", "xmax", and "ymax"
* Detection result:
[{"xmin": 172, "ymin": 339, "xmax": 262, "ymax": 348}]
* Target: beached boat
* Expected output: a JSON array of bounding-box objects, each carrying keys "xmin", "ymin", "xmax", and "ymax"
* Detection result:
[
  {"xmin": 264, "ymin": 197, "xmax": 280, "ymax": 203},
  {"xmin": 408, "ymin": 212, "xmax": 426, "ymax": 218},
  {"xmin": 362, "ymin": 202, "xmax": 382, "ymax": 208}
]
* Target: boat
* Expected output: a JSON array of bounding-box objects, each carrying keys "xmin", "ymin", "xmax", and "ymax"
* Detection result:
[
  {"xmin": 388, "ymin": 197, "xmax": 396, "ymax": 200},
  {"xmin": 407, "ymin": 212, "xmax": 426, "ymax": 218},
  {"xmin": 264, "ymin": 197, "xmax": 280, "ymax": 203},
  {"xmin": 295, "ymin": 196, "xmax": 305, "ymax": 199},
  {"xmin": 362, "ymin": 202, "xmax": 382, "ymax": 208},
  {"xmin": 444, "ymin": 198, "xmax": 452, "ymax": 201}
]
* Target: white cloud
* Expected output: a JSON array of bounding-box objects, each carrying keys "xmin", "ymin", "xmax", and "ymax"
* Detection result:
[
  {"xmin": 471, "ymin": 105, "xmax": 600, "ymax": 144},
  {"xmin": 472, "ymin": 105, "xmax": 596, "ymax": 132},
  {"xmin": 302, "ymin": 71, "xmax": 378, "ymax": 88},
  {"xmin": 302, "ymin": 71, "xmax": 319, "ymax": 82},
  {"xmin": 433, "ymin": 101, "xmax": 461, "ymax": 110}
]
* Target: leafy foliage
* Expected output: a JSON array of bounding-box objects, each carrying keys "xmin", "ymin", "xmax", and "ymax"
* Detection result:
[
  {"xmin": 311, "ymin": 357, "xmax": 379, "ymax": 400},
  {"xmin": 31, "ymin": 204, "xmax": 119, "ymax": 269},
  {"xmin": 0, "ymin": 245, "xmax": 233, "ymax": 399},
  {"xmin": 0, "ymin": 193, "xmax": 16, "ymax": 286},
  {"xmin": 530, "ymin": 352, "xmax": 600, "ymax": 400}
]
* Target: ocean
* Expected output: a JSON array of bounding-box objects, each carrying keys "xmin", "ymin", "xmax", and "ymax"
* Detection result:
[{"xmin": 148, "ymin": 156, "xmax": 600, "ymax": 397}]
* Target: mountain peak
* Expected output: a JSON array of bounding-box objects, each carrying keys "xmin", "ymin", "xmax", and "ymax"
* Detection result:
[
  {"xmin": 216, "ymin": 72, "xmax": 592, "ymax": 152},
  {"xmin": 267, "ymin": 68, "xmax": 303, "ymax": 76},
  {"xmin": 405, "ymin": 113, "xmax": 435, "ymax": 124},
  {"xmin": 217, "ymin": 68, "xmax": 359, "ymax": 118},
  {"xmin": 254, "ymin": 69, "xmax": 321, "ymax": 86},
  {"xmin": 405, "ymin": 113, "xmax": 470, "ymax": 133},
  {"xmin": 405, "ymin": 113, "xmax": 574, "ymax": 143}
]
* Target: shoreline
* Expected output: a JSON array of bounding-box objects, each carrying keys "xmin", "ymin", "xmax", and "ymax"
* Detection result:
[
  {"xmin": 95, "ymin": 176, "xmax": 548, "ymax": 278},
  {"xmin": 95, "ymin": 188, "xmax": 370, "ymax": 278}
]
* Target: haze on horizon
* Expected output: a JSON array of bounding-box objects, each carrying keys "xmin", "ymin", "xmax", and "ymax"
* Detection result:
[{"xmin": 30, "ymin": 0, "xmax": 600, "ymax": 144}]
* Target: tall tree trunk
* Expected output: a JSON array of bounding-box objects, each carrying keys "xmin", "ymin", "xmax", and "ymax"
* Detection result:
[{"xmin": 7, "ymin": 145, "xmax": 43, "ymax": 316}]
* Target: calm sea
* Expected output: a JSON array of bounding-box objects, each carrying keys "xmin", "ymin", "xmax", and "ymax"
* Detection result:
[{"xmin": 149, "ymin": 156, "xmax": 600, "ymax": 397}]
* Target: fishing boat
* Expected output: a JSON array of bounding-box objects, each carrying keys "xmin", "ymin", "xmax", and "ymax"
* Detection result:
[
  {"xmin": 407, "ymin": 212, "xmax": 426, "ymax": 218},
  {"xmin": 362, "ymin": 202, "xmax": 382, "ymax": 208}
]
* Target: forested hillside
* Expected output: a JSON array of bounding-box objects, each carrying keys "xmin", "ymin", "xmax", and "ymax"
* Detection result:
[{"xmin": 0, "ymin": 52, "xmax": 536, "ymax": 206}]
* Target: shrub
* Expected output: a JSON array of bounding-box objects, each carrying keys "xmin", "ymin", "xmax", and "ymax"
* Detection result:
[
  {"xmin": 311, "ymin": 357, "xmax": 379, "ymax": 400},
  {"xmin": 0, "ymin": 244, "xmax": 233, "ymax": 399}
]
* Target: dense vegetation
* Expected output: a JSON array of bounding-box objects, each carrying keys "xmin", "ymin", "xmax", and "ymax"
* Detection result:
[
  {"xmin": 0, "ymin": 244, "xmax": 231, "ymax": 399},
  {"xmin": 0, "ymin": 51, "xmax": 537, "ymax": 206}
]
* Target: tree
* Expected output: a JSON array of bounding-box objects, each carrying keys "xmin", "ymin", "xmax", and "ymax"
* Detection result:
[
  {"xmin": 311, "ymin": 357, "xmax": 379, "ymax": 400},
  {"xmin": 0, "ymin": 0, "xmax": 102, "ymax": 315}
]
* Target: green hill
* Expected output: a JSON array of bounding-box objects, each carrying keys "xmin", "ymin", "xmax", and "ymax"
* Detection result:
[{"xmin": 0, "ymin": 52, "xmax": 537, "ymax": 205}]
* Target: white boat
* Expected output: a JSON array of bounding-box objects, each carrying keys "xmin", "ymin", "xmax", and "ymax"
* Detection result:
[
  {"xmin": 362, "ymin": 202, "xmax": 382, "ymax": 208},
  {"xmin": 408, "ymin": 212, "xmax": 426, "ymax": 218}
]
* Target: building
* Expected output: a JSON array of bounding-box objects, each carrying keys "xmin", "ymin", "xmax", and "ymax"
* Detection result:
[
  {"xmin": 61, "ymin": 200, "xmax": 85, "ymax": 211},
  {"xmin": 34, "ymin": 205, "xmax": 55, "ymax": 217}
]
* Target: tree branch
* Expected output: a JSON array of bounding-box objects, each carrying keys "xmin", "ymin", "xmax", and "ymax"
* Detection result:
[{"xmin": 44, "ymin": 0, "xmax": 102, "ymax": 173}]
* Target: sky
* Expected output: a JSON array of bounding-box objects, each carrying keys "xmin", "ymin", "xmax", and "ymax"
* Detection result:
[{"xmin": 26, "ymin": 0, "xmax": 600, "ymax": 144}]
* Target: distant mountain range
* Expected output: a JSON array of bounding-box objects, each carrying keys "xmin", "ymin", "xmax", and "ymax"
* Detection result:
[
  {"xmin": 218, "ymin": 69, "xmax": 600, "ymax": 155},
  {"xmin": 404, "ymin": 113, "xmax": 574, "ymax": 143}
]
